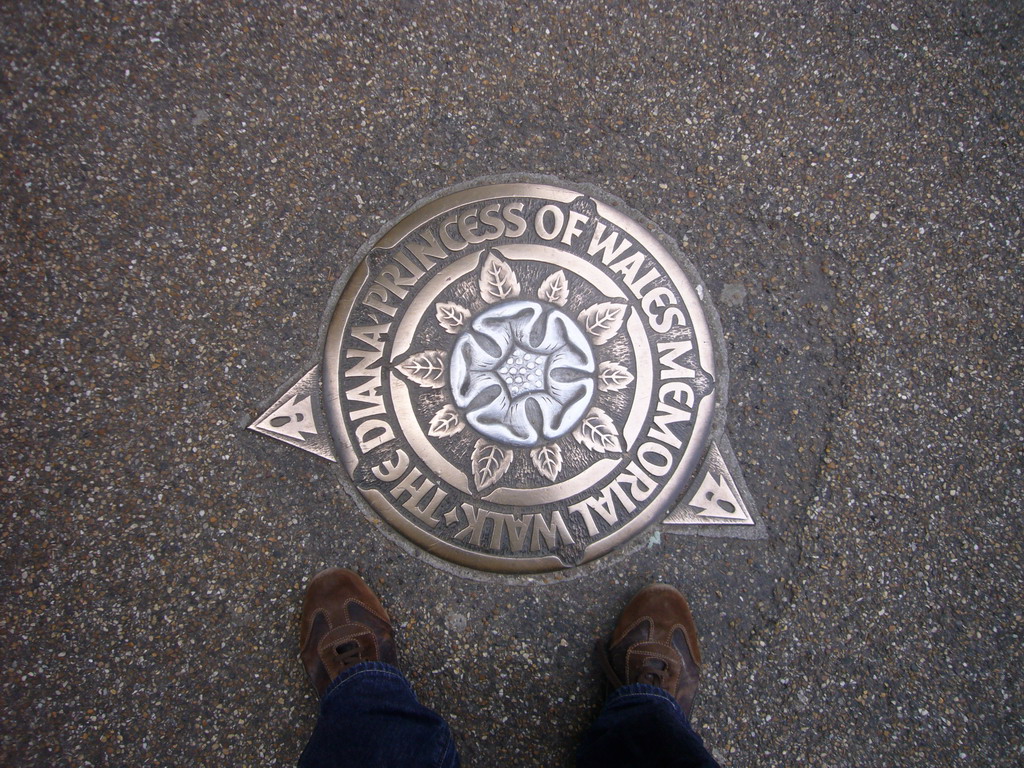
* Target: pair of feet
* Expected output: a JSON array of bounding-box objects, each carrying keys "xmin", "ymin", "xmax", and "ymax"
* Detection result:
[{"xmin": 299, "ymin": 569, "xmax": 702, "ymax": 717}]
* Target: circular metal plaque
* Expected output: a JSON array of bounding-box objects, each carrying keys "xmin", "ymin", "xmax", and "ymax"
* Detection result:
[{"xmin": 323, "ymin": 180, "xmax": 716, "ymax": 573}]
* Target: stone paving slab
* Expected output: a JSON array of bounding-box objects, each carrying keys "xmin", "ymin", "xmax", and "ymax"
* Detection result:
[{"xmin": 1, "ymin": 1, "xmax": 1020, "ymax": 766}]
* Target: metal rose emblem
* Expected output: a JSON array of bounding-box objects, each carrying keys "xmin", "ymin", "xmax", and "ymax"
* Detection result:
[
  {"xmin": 449, "ymin": 300, "xmax": 596, "ymax": 447},
  {"xmin": 391, "ymin": 252, "xmax": 626, "ymax": 493},
  {"xmin": 392, "ymin": 252, "xmax": 627, "ymax": 491}
]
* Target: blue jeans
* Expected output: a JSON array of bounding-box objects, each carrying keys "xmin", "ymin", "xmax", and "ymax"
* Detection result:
[{"xmin": 298, "ymin": 662, "xmax": 720, "ymax": 768}]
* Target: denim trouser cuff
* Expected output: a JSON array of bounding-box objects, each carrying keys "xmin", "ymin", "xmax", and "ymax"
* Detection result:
[
  {"xmin": 299, "ymin": 661, "xmax": 459, "ymax": 768},
  {"xmin": 321, "ymin": 661, "xmax": 406, "ymax": 703},
  {"xmin": 576, "ymin": 682, "xmax": 719, "ymax": 768}
]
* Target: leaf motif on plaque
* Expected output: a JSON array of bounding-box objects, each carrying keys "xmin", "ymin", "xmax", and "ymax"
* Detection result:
[
  {"xmin": 573, "ymin": 406, "xmax": 622, "ymax": 454},
  {"xmin": 479, "ymin": 252, "xmax": 521, "ymax": 304},
  {"xmin": 530, "ymin": 443, "xmax": 563, "ymax": 482},
  {"xmin": 538, "ymin": 269, "xmax": 569, "ymax": 306},
  {"xmin": 435, "ymin": 302, "xmax": 470, "ymax": 334},
  {"xmin": 578, "ymin": 302, "xmax": 628, "ymax": 346},
  {"xmin": 472, "ymin": 439, "xmax": 513, "ymax": 490},
  {"xmin": 396, "ymin": 350, "xmax": 446, "ymax": 389},
  {"xmin": 428, "ymin": 404, "xmax": 465, "ymax": 437},
  {"xmin": 597, "ymin": 361, "xmax": 635, "ymax": 392}
]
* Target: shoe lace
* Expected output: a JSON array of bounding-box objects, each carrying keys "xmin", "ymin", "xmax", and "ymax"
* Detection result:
[
  {"xmin": 333, "ymin": 640, "xmax": 365, "ymax": 669},
  {"xmin": 637, "ymin": 657, "xmax": 669, "ymax": 688}
]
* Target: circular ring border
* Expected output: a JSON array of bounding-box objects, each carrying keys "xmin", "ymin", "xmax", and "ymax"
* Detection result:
[{"xmin": 322, "ymin": 178, "xmax": 723, "ymax": 576}]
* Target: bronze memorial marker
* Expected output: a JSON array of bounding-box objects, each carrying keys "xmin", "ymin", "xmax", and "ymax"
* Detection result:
[{"xmin": 251, "ymin": 178, "xmax": 762, "ymax": 574}]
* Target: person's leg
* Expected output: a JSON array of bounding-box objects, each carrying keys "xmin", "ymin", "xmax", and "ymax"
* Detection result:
[
  {"xmin": 577, "ymin": 584, "xmax": 720, "ymax": 768},
  {"xmin": 296, "ymin": 568, "xmax": 459, "ymax": 768}
]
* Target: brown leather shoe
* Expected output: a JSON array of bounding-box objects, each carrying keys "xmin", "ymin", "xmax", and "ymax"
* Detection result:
[
  {"xmin": 298, "ymin": 568, "xmax": 398, "ymax": 698},
  {"xmin": 598, "ymin": 584, "xmax": 702, "ymax": 717}
]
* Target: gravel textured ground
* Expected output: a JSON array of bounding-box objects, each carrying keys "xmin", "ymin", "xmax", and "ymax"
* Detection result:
[{"xmin": 2, "ymin": 1, "xmax": 1021, "ymax": 766}]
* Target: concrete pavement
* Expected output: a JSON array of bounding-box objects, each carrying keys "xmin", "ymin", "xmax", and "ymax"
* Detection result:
[{"xmin": 2, "ymin": 1, "xmax": 1020, "ymax": 765}]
